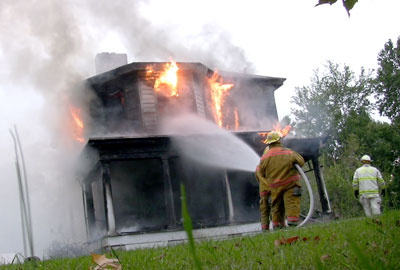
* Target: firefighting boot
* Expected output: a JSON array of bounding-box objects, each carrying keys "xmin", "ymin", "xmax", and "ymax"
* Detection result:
[{"xmin": 287, "ymin": 219, "xmax": 299, "ymax": 227}]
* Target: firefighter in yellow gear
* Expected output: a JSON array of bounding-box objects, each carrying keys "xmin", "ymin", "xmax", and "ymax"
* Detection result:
[{"xmin": 256, "ymin": 131, "xmax": 305, "ymax": 229}]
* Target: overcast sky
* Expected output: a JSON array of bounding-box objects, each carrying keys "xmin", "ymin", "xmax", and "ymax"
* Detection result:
[{"xmin": 0, "ymin": 0, "xmax": 399, "ymax": 256}]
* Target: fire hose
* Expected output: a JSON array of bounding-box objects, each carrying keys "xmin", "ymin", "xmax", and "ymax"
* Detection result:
[{"xmin": 295, "ymin": 163, "xmax": 315, "ymax": 227}]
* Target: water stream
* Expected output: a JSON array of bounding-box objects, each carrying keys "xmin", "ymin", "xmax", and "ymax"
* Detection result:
[{"xmin": 161, "ymin": 114, "xmax": 260, "ymax": 172}]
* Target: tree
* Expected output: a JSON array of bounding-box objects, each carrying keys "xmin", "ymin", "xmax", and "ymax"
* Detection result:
[
  {"xmin": 375, "ymin": 36, "xmax": 400, "ymax": 122},
  {"xmin": 339, "ymin": 110, "xmax": 400, "ymax": 171},
  {"xmin": 292, "ymin": 60, "xmax": 400, "ymax": 215},
  {"xmin": 315, "ymin": 0, "xmax": 358, "ymax": 16},
  {"xmin": 291, "ymin": 61, "xmax": 373, "ymax": 158},
  {"xmin": 291, "ymin": 60, "xmax": 400, "ymax": 167}
]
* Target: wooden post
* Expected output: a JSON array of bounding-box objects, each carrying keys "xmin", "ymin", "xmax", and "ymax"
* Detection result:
[{"xmin": 101, "ymin": 162, "xmax": 117, "ymax": 236}]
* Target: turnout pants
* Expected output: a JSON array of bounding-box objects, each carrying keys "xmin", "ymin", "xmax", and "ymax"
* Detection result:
[
  {"xmin": 360, "ymin": 196, "xmax": 381, "ymax": 217},
  {"xmin": 259, "ymin": 191, "xmax": 271, "ymax": 231},
  {"xmin": 270, "ymin": 181, "xmax": 301, "ymax": 227}
]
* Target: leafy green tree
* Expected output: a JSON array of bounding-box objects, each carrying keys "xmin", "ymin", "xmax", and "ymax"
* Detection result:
[
  {"xmin": 387, "ymin": 162, "xmax": 400, "ymax": 208},
  {"xmin": 316, "ymin": 0, "xmax": 358, "ymax": 16},
  {"xmin": 291, "ymin": 60, "xmax": 400, "ymax": 215},
  {"xmin": 279, "ymin": 115, "xmax": 294, "ymax": 130},
  {"xmin": 340, "ymin": 110, "xmax": 400, "ymax": 171},
  {"xmin": 375, "ymin": 36, "xmax": 400, "ymax": 122},
  {"xmin": 291, "ymin": 61, "xmax": 373, "ymax": 158}
]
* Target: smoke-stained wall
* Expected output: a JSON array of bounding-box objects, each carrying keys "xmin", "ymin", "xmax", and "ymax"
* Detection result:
[{"xmin": 224, "ymin": 76, "xmax": 283, "ymax": 131}]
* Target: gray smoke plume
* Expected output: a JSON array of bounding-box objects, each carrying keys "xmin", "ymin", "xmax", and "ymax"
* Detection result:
[
  {"xmin": 0, "ymin": 0, "xmax": 257, "ymax": 257},
  {"xmin": 82, "ymin": 1, "xmax": 254, "ymax": 72}
]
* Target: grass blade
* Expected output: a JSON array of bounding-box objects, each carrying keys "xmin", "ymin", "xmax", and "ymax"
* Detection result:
[
  {"xmin": 181, "ymin": 184, "xmax": 202, "ymax": 270},
  {"xmin": 345, "ymin": 232, "xmax": 374, "ymax": 270}
]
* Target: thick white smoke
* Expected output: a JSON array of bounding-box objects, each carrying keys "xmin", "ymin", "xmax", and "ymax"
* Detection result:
[{"xmin": 0, "ymin": 0, "xmax": 257, "ymax": 258}]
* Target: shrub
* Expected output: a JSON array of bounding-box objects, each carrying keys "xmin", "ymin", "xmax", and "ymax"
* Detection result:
[{"xmin": 323, "ymin": 162, "xmax": 363, "ymax": 217}]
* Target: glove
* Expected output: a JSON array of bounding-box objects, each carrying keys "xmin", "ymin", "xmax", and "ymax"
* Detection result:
[
  {"xmin": 381, "ymin": 189, "xmax": 386, "ymax": 196},
  {"xmin": 293, "ymin": 186, "xmax": 302, "ymax": 196},
  {"xmin": 354, "ymin": 190, "xmax": 359, "ymax": 199}
]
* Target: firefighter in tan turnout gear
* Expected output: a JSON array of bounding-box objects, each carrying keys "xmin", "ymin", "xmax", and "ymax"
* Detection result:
[
  {"xmin": 255, "ymin": 131, "xmax": 305, "ymax": 229},
  {"xmin": 353, "ymin": 155, "xmax": 386, "ymax": 217}
]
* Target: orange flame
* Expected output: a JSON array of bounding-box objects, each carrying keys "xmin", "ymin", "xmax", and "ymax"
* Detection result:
[
  {"xmin": 258, "ymin": 123, "xmax": 292, "ymax": 142},
  {"xmin": 69, "ymin": 106, "xmax": 85, "ymax": 143},
  {"xmin": 147, "ymin": 60, "xmax": 179, "ymax": 97},
  {"xmin": 234, "ymin": 108, "xmax": 239, "ymax": 131},
  {"xmin": 273, "ymin": 123, "xmax": 291, "ymax": 137},
  {"xmin": 146, "ymin": 65, "xmax": 154, "ymax": 75},
  {"xmin": 208, "ymin": 71, "xmax": 234, "ymax": 127}
]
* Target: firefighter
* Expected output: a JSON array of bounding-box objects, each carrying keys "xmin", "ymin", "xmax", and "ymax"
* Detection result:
[
  {"xmin": 256, "ymin": 131, "xmax": 305, "ymax": 229},
  {"xmin": 352, "ymin": 155, "xmax": 386, "ymax": 217}
]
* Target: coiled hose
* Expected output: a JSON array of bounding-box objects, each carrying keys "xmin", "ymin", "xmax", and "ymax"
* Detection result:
[{"xmin": 295, "ymin": 163, "xmax": 315, "ymax": 227}]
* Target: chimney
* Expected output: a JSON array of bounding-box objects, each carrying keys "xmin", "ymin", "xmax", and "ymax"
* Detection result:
[{"xmin": 95, "ymin": 52, "xmax": 128, "ymax": 75}]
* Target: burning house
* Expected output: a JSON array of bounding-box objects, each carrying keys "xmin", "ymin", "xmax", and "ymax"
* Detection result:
[{"xmin": 76, "ymin": 59, "xmax": 330, "ymax": 251}]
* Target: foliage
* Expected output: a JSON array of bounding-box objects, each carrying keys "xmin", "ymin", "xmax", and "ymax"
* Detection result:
[
  {"xmin": 375, "ymin": 36, "xmax": 400, "ymax": 122},
  {"xmin": 315, "ymin": 0, "xmax": 358, "ymax": 16},
  {"xmin": 290, "ymin": 60, "xmax": 400, "ymax": 215},
  {"xmin": 386, "ymin": 165, "xmax": 400, "ymax": 208},
  {"xmin": 339, "ymin": 111, "xmax": 400, "ymax": 172},
  {"xmin": 180, "ymin": 184, "xmax": 202, "ymax": 270},
  {"xmin": 291, "ymin": 61, "xmax": 374, "ymax": 159},
  {"xmin": 3, "ymin": 211, "xmax": 400, "ymax": 269},
  {"xmin": 291, "ymin": 60, "xmax": 400, "ymax": 166},
  {"xmin": 279, "ymin": 115, "xmax": 292, "ymax": 128},
  {"xmin": 322, "ymin": 158, "xmax": 363, "ymax": 217},
  {"xmin": 312, "ymin": 134, "xmax": 363, "ymax": 217}
]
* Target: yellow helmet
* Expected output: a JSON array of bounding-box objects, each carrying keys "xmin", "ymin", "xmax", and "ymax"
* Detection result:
[{"xmin": 264, "ymin": 131, "xmax": 281, "ymax": 145}]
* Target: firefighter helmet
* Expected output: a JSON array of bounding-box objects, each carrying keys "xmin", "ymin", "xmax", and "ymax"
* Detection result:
[
  {"xmin": 360, "ymin": 155, "xmax": 372, "ymax": 163},
  {"xmin": 264, "ymin": 131, "xmax": 281, "ymax": 145}
]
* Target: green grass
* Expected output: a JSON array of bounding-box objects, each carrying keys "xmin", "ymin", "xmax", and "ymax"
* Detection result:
[{"xmin": 3, "ymin": 211, "xmax": 400, "ymax": 270}]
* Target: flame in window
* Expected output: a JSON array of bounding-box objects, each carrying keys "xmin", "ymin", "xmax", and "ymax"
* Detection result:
[
  {"xmin": 208, "ymin": 71, "xmax": 234, "ymax": 127},
  {"xmin": 69, "ymin": 106, "xmax": 85, "ymax": 143},
  {"xmin": 146, "ymin": 60, "xmax": 179, "ymax": 97}
]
